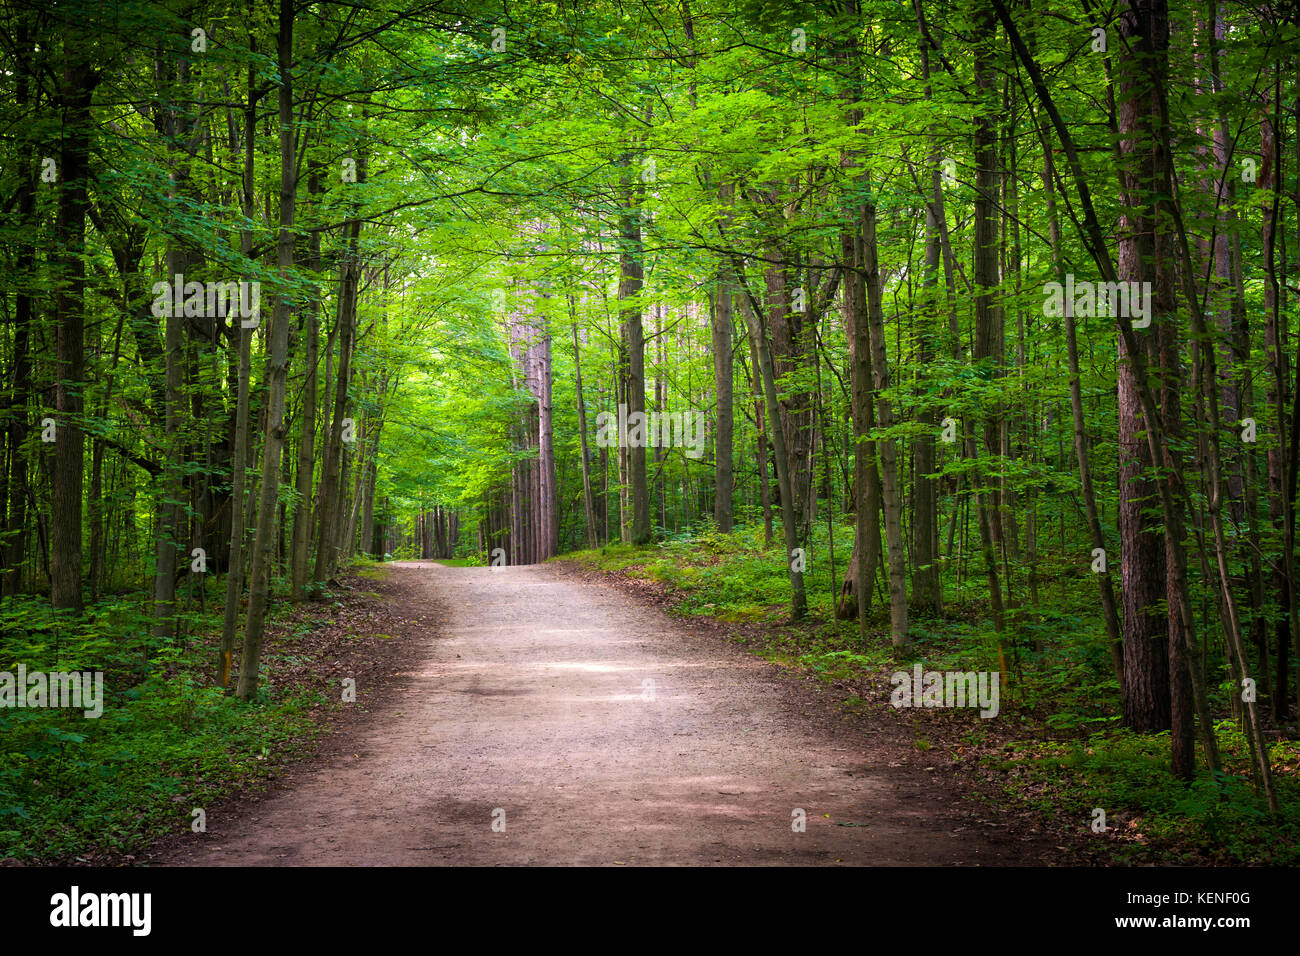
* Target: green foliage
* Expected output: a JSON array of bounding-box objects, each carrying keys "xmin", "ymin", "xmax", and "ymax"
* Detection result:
[
  {"xmin": 0, "ymin": 593, "xmax": 324, "ymax": 862},
  {"xmin": 1010, "ymin": 730, "xmax": 1300, "ymax": 864}
]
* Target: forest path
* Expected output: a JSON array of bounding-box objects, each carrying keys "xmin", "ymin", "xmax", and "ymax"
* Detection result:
[{"xmin": 160, "ymin": 562, "xmax": 1050, "ymax": 866}]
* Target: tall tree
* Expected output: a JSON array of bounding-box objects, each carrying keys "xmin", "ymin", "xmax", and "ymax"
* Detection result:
[
  {"xmin": 49, "ymin": 25, "xmax": 98, "ymax": 613},
  {"xmin": 237, "ymin": 0, "xmax": 297, "ymax": 700}
]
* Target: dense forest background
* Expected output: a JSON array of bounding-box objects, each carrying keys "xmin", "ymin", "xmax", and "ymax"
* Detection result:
[{"xmin": 3, "ymin": 0, "xmax": 1300, "ymax": 861}]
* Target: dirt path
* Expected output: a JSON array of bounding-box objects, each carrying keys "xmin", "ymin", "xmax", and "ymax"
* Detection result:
[{"xmin": 159, "ymin": 562, "xmax": 1057, "ymax": 866}]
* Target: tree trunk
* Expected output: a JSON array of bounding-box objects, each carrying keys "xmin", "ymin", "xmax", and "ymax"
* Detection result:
[
  {"xmin": 236, "ymin": 0, "xmax": 296, "ymax": 700},
  {"xmin": 838, "ymin": 217, "xmax": 882, "ymax": 622},
  {"xmin": 571, "ymin": 304, "xmax": 598, "ymax": 548},
  {"xmin": 744, "ymin": 333, "xmax": 773, "ymax": 547},
  {"xmin": 4, "ymin": 16, "xmax": 36, "ymax": 598},
  {"xmin": 620, "ymin": 158, "xmax": 651, "ymax": 545},
  {"xmin": 860, "ymin": 190, "xmax": 909, "ymax": 647},
  {"xmin": 50, "ymin": 35, "xmax": 97, "ymax": 613},
  {"xmin": 1114, "ymin": 0, "xmax": 1173, "ymax": 736},
  {"xmin": 290, "ymin": 166, "xmax": 322, "ymax": 599},
  {"xmin": 219, "ymin": 31, "xmax": 258, "ymax": 686},
  {"xmin": 712, "ymin": 282, "xmax": 734, "ymax": 532},
  {"xmin": 972, "ymin": 1, "xmax": 1007, "ymax": 659},
  {"xmin": 737, "ymin": 278, "xmax": 806, "ymax": 619},
  {"xmin": 312, "ymin": 198, "xmax": 361, "ymax": 584}
]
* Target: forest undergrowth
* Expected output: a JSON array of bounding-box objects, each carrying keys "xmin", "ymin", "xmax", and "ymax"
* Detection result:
[{"xmin": 0, "ymin": 562, "xmax": 401, "ymax": 864}]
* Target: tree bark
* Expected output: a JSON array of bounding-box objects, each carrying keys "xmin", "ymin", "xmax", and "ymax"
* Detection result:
[
  {"xmin": 737, "ymin": 277, "xmax": 806, "ymax": 619},
  {"xmin": 236, "ymin": 0, "xmax": 296, "ymax": 700},
  {"xmin": 712, "ymin": 282, "xmax": 734, "ymax": 532},
  {"xmin": 619, "ymin": 158, "xmax": 651, "ymax": 545},
  {"xmin": 312, "ymin": 190, "xmax": 362, "ymax": 584},
  {"xmin": 571, "ymin": 303, "xmax": 598, "ymax": 548},
  {"xmin": 971, "ymin": 1, "xmax": 1008, "ymax": 656},
  {"xmin": 3, "ymin": 16, "xmax": 36, "ymax": 598},
  {"xmin": 290, "ymin": 166, "xmax": 323, "ymax": 599},
  {"xmin": 219, "ymin": 28, "xmax": 258, "ymax": 685},
  {"xmin": 860, "ymin": 196, "xmax": 909, "ymax": 647},
  {"xmin": 50, "ymin": 33, "xmax": 98, "ymax": 613}
]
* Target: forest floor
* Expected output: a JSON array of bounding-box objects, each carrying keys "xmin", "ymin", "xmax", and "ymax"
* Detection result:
[{"xmin": 145, "ymin": 560, "xmax": 1074, "ymax": 866}]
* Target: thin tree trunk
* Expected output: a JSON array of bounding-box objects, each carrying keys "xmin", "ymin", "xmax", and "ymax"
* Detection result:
[
  {"xmin": 620, "ymin": 157, "xmax": 651, "ymax": 545},
  {"xmin": 220, "ymin": 25, "xmax": 258, "ymax": 686},
  {"xmin": 312, "ymin": 201, "xmax": 361, "ymax": 584},
  {"xmin": 712, "ymin": 282, "xmax": 734, "ymax": 532},
  {"xmin": 860, "ymin": 189, "xmax": 909, "ymax": 647},
  {"xmin": 236, "ymin": 0, "xmax": 296, "ymax": 700},
  {"xmin": 912, "ymin": 0, "xmax": 944, "ymax": 615},
  {"xmin": 737, "ymin": 277, "xmax": 806, "ymax": 619},
  {"xmin": 4, "ymin": 16, "xmax": 35, "ymax": 598},
  {"xmin": 744, "ymin": 333, "xmax": 773, "ymax": 547},
  {"xmin": 290, "ymin": 166, "xmax": 322, "ymax": 599},
  {"xmin": 1036, "ymin": 95, "xmax": 1124, "ymax": 677},
  {"xmin": 571, "ymin": 303, "xmax": 598, "ymax": 548}
]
